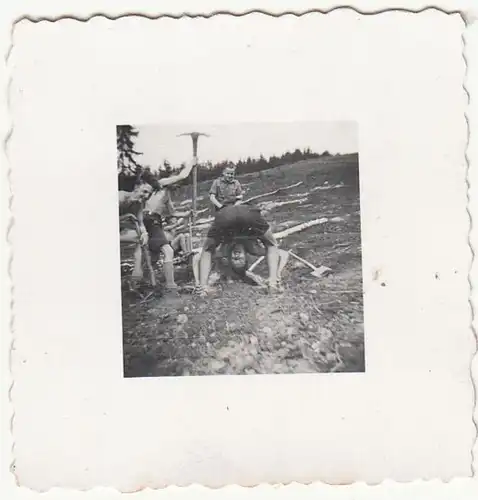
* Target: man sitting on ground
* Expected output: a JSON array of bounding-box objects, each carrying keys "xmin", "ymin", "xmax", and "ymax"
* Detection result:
[{"xmin": 163, "ymin": 216, "xmax": 189, "ymax": 258}]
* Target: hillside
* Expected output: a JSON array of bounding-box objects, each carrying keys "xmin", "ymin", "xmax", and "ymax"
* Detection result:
[{"xmin": 121, "ymin": 153, "xmax": 364, "ymax": 377}]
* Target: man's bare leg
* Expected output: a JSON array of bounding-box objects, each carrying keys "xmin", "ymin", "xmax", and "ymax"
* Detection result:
[
  {"xmin": 261, "ymin": 228, "xmax": 279, "ymax": 292},
  {"xmin": 175, "ymin": 234, "xmax": 188, "ymax": 253},
  {"xmin": 161, "ymin": 244, "xmax": 178, "ymax": 291},
  {"xmin": 199, "ymin": 250, "xmax": 213, "ymax": 288},
  {"xmin": 277, "ymin": 249, "xmax": 289, "ymax": 283},
  {"xmin": 266, "ymin": 245, "xmax": 279, "ymax": 291},
  {"xmin": 132, "ymin": 244, "xmax": 144, "ymax": 280},
  {"xmin": 120, "ymin": 230, "xmax": 144, "ymax": 281},
  {"xmin": 192, "ymin": 251, "xmax": 201, "ymax": 287}
]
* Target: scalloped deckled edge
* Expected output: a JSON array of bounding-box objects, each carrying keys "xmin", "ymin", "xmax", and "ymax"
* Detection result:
[
  {"xmin": 3, "ymin": 7, "xmax": 477, "ymax": 494},
  {"xmin": 463, "ymin": 13, "xmax": 478, "ymax": 478},
  {"xmin": 1, "ymin": 5, "xmax": 477, "ymax": 24}
]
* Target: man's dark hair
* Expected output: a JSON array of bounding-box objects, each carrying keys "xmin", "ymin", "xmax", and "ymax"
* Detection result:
[
  {"xmin": 140, "ymin": 169, "xmax": 160, "ymax": 191},
  {"xmin": 118, "ymin": 170, "xmax": 159, "ymax": 192}
]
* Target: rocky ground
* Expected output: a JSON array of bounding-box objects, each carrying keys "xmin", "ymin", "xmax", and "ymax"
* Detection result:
[{"xmin": 121, "ymin": 154, "xmax": 365, "ymax": 377}]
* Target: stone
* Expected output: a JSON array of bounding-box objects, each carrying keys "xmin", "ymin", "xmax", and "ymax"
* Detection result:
[
  {"xmin": 287, "ymin": 326, "xmax": 299, "ymax": 337},
  {"xmin": 299, "ymin": 312, "xmax": 309, "ymax": 325},
  {"xmin": 210, "ymin": 360, "xmax": 226, "ymax": 371},
  {"xmin": 176, "ymin": 314, "xmax": 188, "ymax": 325},
  {"xmin": 326, "ymin": 352, "xmax": 337, "ymax": 362},
  {"xmin": 262, "ymin": 326, "xmax": 273, "ymax": 336}
]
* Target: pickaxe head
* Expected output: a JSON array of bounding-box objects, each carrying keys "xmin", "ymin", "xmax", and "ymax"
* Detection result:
[{"xmin": 177, "ymin": 132, "xmax": 210, "ymax": 156}]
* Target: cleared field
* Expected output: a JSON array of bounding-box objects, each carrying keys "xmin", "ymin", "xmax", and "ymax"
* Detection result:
[{"xmin": 121, "ymin": 153, "xmax": 364, "ymax": 376}]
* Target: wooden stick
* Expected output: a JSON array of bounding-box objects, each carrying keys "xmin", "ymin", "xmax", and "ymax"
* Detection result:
[
  {"xmin": 131, "ymin": 218, "xmax": 156, "ymax": 287},
  {"xmin": 273, "ymin": 217, "xmax": 328, "ymax": 240},
  {"xmin": 287, "ymin": 250, "xmax": 317, "ymax": 270},
  {"xmin": 191, "ymin": 157, "xmax": 198, "ymax": 225},
  {"xmin": 241, "ymin": 181, "xmax": 304, "ymax": 205}
]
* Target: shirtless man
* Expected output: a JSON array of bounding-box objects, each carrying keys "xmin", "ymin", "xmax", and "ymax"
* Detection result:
[
  {"xmin": 119, "ymin": 160, "xmax": 194, "ymax": 292},
  {"xmin": 196, "ymin": 204, "xmax": 281, "ymax": 295},
  {"xmin": 142, "ymin": 162, "xmax": 193, "ymax": 293}
]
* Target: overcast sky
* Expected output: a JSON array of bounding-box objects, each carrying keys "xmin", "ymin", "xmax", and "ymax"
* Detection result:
[{"xmin": 133, "ymin": 121, "xmax": 358, "ymax": 168}]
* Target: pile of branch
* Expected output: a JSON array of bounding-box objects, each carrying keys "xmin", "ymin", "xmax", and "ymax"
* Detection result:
[{"xmin": 181, "ymin": 181, "xmax": 305, "ymax": 224}]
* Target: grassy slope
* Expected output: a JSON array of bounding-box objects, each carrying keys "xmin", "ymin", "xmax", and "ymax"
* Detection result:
[{"xmin": 122, "ymin": 154, "xmax": 364, "ymax": 377}]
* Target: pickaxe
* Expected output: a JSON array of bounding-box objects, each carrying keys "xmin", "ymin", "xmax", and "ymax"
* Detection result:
[
  {"xmin": 177, "ymin": 132, "xmax": 210, "ymax": 224},
  {"xmin": 177, "ymin": 132, "xmax": 210, "ymax": 253}
]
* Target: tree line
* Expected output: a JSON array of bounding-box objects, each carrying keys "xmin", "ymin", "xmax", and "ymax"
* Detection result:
[{"xmin": 117, "ymin": 124, "xmax": 334, "ymax": 191}]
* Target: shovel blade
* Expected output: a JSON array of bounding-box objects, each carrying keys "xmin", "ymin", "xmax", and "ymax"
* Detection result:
[{"xmin": 311, "ymin": 266, "xmax": 332, "ymax": 278}]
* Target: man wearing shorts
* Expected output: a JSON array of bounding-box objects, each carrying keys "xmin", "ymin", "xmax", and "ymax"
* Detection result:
[
  {"xmin": 142, "ymin": 163, "xmax": 193, "ymax": 293},
  {"xmin": 197, "ymin": 204, "xmax": 280, "ymax": 294}
]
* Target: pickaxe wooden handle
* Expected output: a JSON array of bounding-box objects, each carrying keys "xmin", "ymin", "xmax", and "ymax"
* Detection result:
[
  {"xmin": 287, "ymin": 251, "xmax": 318, "ymax": 271},
  {"xmin": 129, "ymin": 216, "xmax": 157, "ymax": 287}
]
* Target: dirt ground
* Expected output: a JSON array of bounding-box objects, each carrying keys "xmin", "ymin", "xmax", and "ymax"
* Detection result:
[{"xmin": 121, "ymin": 154, "xmax": 365, "ymax": 377}]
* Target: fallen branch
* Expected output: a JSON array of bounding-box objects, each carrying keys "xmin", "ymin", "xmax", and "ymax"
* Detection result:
[
  {"xmin": 259, "ymin": 197, "xmax": 309, "ymax": 211},
  {"xmin": 242, "ymin": 181, "xmax": 304, "ymax": 204},
  {"xmin": 274, "ymin": 217, "xmax": 328, "ymax": 240},
  {"xmin": 310, "ymin": 183, "xmax": 345, "ymax": 192},
  {"xmin": 192, "ymin": 222, "xmax": 212, "ymax": 231}
]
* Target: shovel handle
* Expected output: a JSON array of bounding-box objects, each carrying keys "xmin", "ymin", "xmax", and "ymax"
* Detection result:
[
  {"xmin": 132, "ymin": 219, "xmax": 157, "ymax": 287},
  {"xmin": 247, "ymin": 255, "xmax": 265, "ymax": 273},
  {"xmin": 288, "ymin": 251, "xmax": 317, "ymax": 271}
]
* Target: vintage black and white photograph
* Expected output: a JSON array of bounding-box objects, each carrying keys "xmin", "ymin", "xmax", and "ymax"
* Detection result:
[
  {"xmin": 118, "ymin": 122, "xmax": 364, "ymax": 377},
  {"xmin": 9, "ymin": 10, "xmax": 474, "ymax": 490}
]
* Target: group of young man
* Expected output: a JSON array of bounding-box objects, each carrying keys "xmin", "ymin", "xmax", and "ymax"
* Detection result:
[{"xmin": 118, "ymin": 161, "xmax": 284, "ymax": 299}]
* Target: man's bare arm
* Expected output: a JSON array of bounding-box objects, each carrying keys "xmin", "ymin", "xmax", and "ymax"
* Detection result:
[
  {"xmin": 136, "ymin": 207, "xmax": 148, "ymax": 240},
  {"xmin": 118, "ymin": 190, "xmax": 130, "ymax": 210},
  {"xmin": 234, "ymin": 183, "xmax": 244, "ymax": 205},
  {"xmin": 158, "ymin": 160, "xmax": 195, "ymax": 187},
  {"xmin": 165, "ymin": 197, "xmax": 190, "ymax": 218},
  {"xmin": 210, "ymin": 193, "xmax": 223, "ymax": 209}
]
